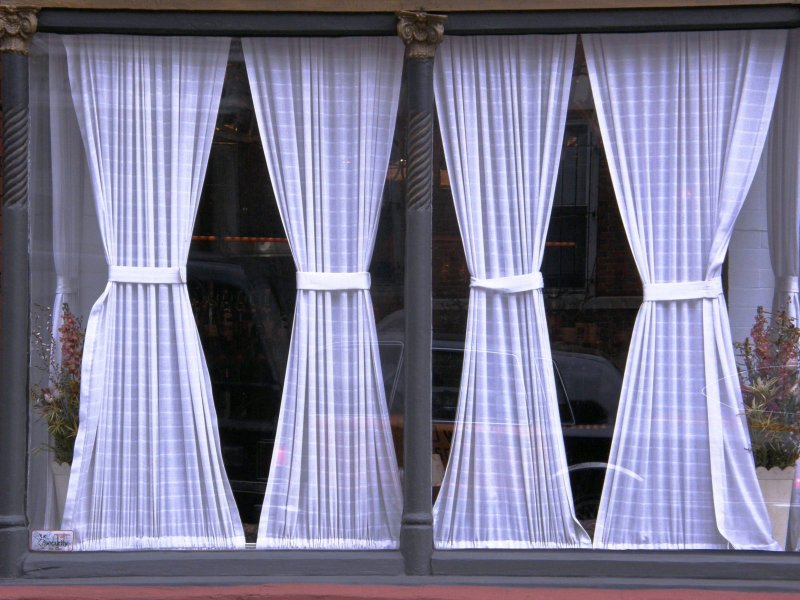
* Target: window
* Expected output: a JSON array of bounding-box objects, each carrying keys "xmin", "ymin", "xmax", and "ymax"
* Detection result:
[
  {"xmin": 13, "ymin": 10, "xmax": 800, "ymax": 578},
  {"xmin": 188, "ymin": 47, "xmax": 292, "ymax": 539},
  {"xmin": 186, "ymin": 42, "xmax": 407, "ymax": 541}
]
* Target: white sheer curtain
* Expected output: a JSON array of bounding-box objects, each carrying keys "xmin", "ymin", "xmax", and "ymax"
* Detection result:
[
  {"xmin": 48, "ymin": 43, "xmax": 83, "ymax": 365},
  {"xmin": 432, "ymin": 35, "xmax": 589, "ymax": 548},
  {"xmin": 243, "ymin": 37, "xmax": 404, "ymax": 549},
  {"xmin": 768, "ymin": 30, "xmax": 800, "ymax": 320},
  {"xmin": 585, "ymin": 30, "xmax": 786, "ymax": 550},
  {"xmin": 769, "ymin": 31, "xmax": 800, "ymax": 553},
  {"xmin": 42, "ymin": 39, "xmax": 86, "ymax": 530},
  {"xmin": 61, "ymin": 35, "xmax": 245, "ymax": 550}
]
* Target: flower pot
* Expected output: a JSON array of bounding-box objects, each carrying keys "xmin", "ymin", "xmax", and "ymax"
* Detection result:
[
  {"xmin": 51, "ymin": 460, "xmax": 71, "ymax": 526},
  {"xmin": 756, "ymin": 465, "xmax": 795, "ymax": 548}
]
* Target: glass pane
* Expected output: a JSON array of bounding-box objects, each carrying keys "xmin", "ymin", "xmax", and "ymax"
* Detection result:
[{"xmin": 188, "ymin": 42, "xmax": 406, "ymax": 541}]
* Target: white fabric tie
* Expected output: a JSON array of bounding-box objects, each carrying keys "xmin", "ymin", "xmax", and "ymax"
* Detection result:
[
  {"xmin": 775, "ymin": 275, "xmax": 800, "ymax": 295},
  {"xmin": 470, "ymin": 272, "xmax": 544, "ymax": 294},
  {"xmin": 296, "ymin": 271, "xmax": 371, "ymax": 291},
  {"xmin": 643, "ymin": 278, "xmax": 723, "ymax": 302},
  {"xmin": 108, "ymin": 265, "xmax": 187, "ymax": 284},
  {"xmin": 56, "ymin": 276, "xmax": 78, "ymax": 296}
]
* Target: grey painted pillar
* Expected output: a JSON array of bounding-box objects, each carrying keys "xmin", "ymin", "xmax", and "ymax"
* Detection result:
[
  {"xmin": 0, "ymin": 6, "xmax": 38, "ymax": 578},
  {"xmin": 396, "ymin": 11, "xmax": 445, "ymax": 577}
]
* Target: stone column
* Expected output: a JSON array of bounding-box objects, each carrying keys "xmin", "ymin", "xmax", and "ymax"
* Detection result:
[
  {"xmin": 0, "ymin": 5, "xmax": 37, "ymax": 578},
  {"xmin": 396, "ymin": 10, "xmax": 445, "ymax": 577}
]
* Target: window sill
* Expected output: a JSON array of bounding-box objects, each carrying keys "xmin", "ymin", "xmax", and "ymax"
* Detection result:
[{"xmin": 22, "ymin": 549, "xmax": 404, "ymax": 579}]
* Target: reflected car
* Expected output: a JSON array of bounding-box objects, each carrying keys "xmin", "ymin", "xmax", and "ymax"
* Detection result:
[
  {"xmin": 188, "ymin": 257, "xmax": 623, "ymax": 530},
  {"xmin": 375, "ymin": 309, "xmax": 623, "ymax": 522}
]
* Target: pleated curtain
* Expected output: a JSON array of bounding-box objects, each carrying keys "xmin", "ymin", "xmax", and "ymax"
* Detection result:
[
  {"xmin": 43, "ymin": 39, "xmax": 86, "ymax": 530},
  {"xmin": 767, "ymin": 30, "xmax": 800, "ymax": 321},
  {"xmin": 242, "ymin": 37, "xmax": 404, "ymax": 549},
  {"xmin": 48, "ymin": 43, "xmax": 84, "ymax": 368},
  {"xmin": 432, "ymin": 35, "xmax": 590, "ymax": 548},
  {"xmin": 61, "ymin": 35, "xmax": 245, "ymax": 550},
  {"xmin": 769, "ymin": 31, "xmax": 800, "ymax": 553},
  {"xmin": 584, "ymin": 30, "xmax": 786, "ymax": 549}
]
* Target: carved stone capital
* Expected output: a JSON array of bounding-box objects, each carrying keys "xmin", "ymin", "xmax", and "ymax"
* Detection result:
[
  {"xmin": 0, "ymin": 6, "xmax": 38, "ymax": 55},
  {"xmin": 396, "ymin": 11, "xmax": 446, "ymax": 60}
]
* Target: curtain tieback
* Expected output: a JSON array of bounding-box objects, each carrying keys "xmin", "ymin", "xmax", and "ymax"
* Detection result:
[
  {"xmin": 470, "ymin": 272, "xmax": 543, "ymax": 293},
  {"xmin": 775, "ymin": 275, "xmax": 800, "ymax": 295},
  {"xmin": 643, "ymin": 278, "xmax": 722, "ymax": 302},
  {"xmin": 55, "ymin": 276, "xmax": 77, "ymax": 295},
  {"xmin": 108, "ymin": 265, "xmax": 187, "ymax": 285},
  {"xmin": 296, "ymin": 271, "xmax": 371, "ymax": 291}
]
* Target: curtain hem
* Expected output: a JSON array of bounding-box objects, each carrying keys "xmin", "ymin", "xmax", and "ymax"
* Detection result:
[
  {"xmin": 435, "ymin": 540, "xmax": 592, "ymax": 549},
  {"xmin": 593, "ymin": 541, "xmax": 780, "ymax": 551},
  {"xmin": 256, "ymin": 537, "xmax": 399, "ymax": 550},
  {"xmin": 73, "ymin": 535, "xmax": 247, "ymax": 551}
]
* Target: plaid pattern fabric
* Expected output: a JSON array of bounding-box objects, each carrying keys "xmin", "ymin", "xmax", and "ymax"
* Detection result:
[
  {"xmin": 244, "ymin": 37, "xmax": 404, "ymax": 549},
  {"xmin": 585, "ymin": 30, "xmax": 786, "ymax": 550},
  {"xmin": 61, "ymin": 35, "xmax": 245, "ymax": 550},
  {"xmin": 433, "ymin": 35, "xmax": 590, "ymax": 548}
]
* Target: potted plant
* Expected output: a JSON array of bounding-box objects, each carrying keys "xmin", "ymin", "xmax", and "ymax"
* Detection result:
[
  {"xmin": 735, "ymin": 306, "xmax": 800, "ymax": 547},
  {"xmin": 30, "ymin": 303, "xmax": 85, "ymax": 521}
]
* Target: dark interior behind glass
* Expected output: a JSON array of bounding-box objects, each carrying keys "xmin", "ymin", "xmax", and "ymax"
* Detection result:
[{"xmin": 189, "ymin": 40, "xmax": 634, "ymax": 540}]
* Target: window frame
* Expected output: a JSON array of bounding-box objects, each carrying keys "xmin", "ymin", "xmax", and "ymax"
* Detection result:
[{"xmin": 4, "ymin": 5, "xmax": 800, "ymax": 586}]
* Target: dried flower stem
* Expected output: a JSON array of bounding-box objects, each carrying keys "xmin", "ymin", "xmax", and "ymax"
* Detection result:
[{"xmin": 30, "ymin": 303, "xmax": 84, "ymax": 466}]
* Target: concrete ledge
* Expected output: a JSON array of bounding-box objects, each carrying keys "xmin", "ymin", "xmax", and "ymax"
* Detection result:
[
  {"xmin": 22, "ymin": 550, "xmax": 405, "ymax": 579},
  {"xmin": 431, "ymin": 549, "xmax": 800, "ymax": 582},
  {"xmin": 18, "ymin": 548, "xmax": 800, "ymax": 591}
]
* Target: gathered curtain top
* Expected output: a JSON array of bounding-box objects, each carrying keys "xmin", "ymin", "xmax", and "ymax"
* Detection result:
[
  {"xmin": 643, "ymin": 278, "xmax": 723, "ymax": 302},
  {"xmin": 295, "ymin": 271, "xmax": 371, "ymax": 291},
  {"xmin": 470, "ymin": 272, "xmax": 544, "ymax": 294},
  {"xmin": 108, "ymin": 265, "xmax": 187, "ymax": 285}
]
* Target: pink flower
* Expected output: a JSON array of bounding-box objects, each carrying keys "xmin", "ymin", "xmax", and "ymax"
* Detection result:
[{"xmin": 30, "ymin": 303, "xmax": 85, "ymax": 465}]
